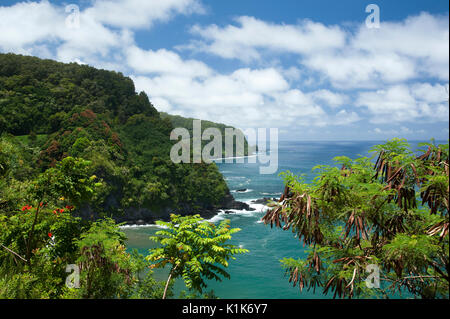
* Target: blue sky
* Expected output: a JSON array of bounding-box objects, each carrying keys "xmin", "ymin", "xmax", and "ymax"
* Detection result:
[{"xmin": 0, "ymin": 0, "xmax": 449, "ymax": 140}]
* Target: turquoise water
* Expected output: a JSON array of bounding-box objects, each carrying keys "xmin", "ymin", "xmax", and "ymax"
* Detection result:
[{"xmin": 123, "ymin": 140, "xmax": 441, "ymax": 299}]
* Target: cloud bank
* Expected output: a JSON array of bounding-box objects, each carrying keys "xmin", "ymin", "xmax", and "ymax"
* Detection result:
[{"xmin": 0, "ymin": 1, "xmax": 448, "ymax": 138}]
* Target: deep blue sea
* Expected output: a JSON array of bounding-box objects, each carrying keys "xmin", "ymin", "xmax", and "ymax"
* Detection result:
[{"xmin": 123, "ymin": 140, "xmax": 444, "ymax": 299}]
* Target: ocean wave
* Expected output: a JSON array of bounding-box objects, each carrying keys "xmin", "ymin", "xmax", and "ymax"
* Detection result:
[
  {"xmin": 206, "ymin": 211, "xmax": 228, "ymax": 223},
  {"xmin": 205, "ymin": 202, "xmax": 269, "ymax": 223},
  {"xmin": 261, "ymin": 192, "xmax": 282, "ymax": 196},
  {"xmin": 120, "ymin": 199, "xmax": 271, "ymax": 227}
]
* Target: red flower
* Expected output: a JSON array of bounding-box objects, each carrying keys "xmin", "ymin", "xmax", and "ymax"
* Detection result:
[
  {"xmin": 48, "ymin": 232, "xmax": 53, "ymax": 238},
  {"xmin": 59, "ymin": 209, "xmax": 64, "ymax": 213},
  {"xmin": 52, "ymin": 210, "xmax": 57, "ymax": 215},
  {"xmin": 21, "ymin": 205, "xmax": 32, "ymax": 212},
  {"xmin": 65, "ymin": 205, "xmax": 74, "ymax": 210}
]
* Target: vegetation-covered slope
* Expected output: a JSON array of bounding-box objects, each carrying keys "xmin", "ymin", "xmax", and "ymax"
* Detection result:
[
  {"xmin": 0, "ymin": 53, "xmax": 230, "ymax": 221},
  {"xmin": 160, "ymin": 112, "xmax": 255, "ymax": 158}
]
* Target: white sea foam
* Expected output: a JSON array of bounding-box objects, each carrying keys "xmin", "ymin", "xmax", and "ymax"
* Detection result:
[
  {"xmin": 247, "ymin": 200, "xmax": 271, "ymax": 212},
  {"xmin": 206, "ymin": 210, "xmax": 227, "ymax": 223},
  {"xmin": 204, "ymin": 199, "xmax": 270, "ymax": 223},
  {"xmin": 120, "ymin": 199, "xmax": 271, "ymax": 227}
]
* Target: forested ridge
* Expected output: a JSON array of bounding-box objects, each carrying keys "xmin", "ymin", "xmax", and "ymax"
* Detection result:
[
  {"xmin": 0, "ymin": 53, "xmax": 249, "ymax": 299},
  {"xmin": 160, "ymin": 112, "xmax": 254, "ymax": 157},
  {"xmin": 0, "ymin": 53, "xmax": 230, "ymax": 220}
]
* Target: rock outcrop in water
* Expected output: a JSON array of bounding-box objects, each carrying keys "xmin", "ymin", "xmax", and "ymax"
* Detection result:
[{"xmin": 251, "ymin": 197, "xmax": 278, "ymax": 205}]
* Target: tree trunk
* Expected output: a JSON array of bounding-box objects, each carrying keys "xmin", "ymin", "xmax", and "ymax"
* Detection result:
[
  {"xmin": 162, "ymin": 264, "xmax": 178, "ymax": 299},
  {"xmin": 26, "ymin": 200, "xmax": 42, "ymax": 267}
]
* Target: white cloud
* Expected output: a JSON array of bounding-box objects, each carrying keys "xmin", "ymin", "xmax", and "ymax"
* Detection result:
[
  {"xmin": 304, "ymin": 51, "xmax": 417, "ymax": 89},
  {"xmin": 0, "ymin": 0, "xmax": 203, "ymax": 67},
  {"xmin": 0, "ymin": 1, "xmax": 128, "ymax": 66},
  {"xmin": 357, "ymin": 83, "xmax": 449, "ymax": 124},
  {"xmin": 186, "ymin": 16, "xmax": 346, "ymax": 61},
  {"xmin": 0, "ymin": 1, "xmax": 63, "ymax": 53},
  {"xmin": 370, "ymin": 126, "xmax": 416, "ymax": 135},
  {"xmin": 308, "ymin": 89, "xmax": 348, "ymax": 108},
  {"xmin": 132, "ymin": 60, "xmax": 357, "ymax": 129},
  {"xmin": 126, "ymin": 46, "xmax": 212, "ymax": 78},
  {"xmin": 230, "ymin": 68, "xmax": 289, "ymax": 93},
  {"xmin": 85, "ymin": 0, "xmax": 204, "ymax": 29},
  {"xmin": 187, "ymin": 13, "xmax": 449, "ymax": 88},
  {"xmin": 0, "ymin": 2, "xmax": 447, "ymax": 134},
  {"xmin": 334, "ymin": 110, "xmax": 361, "ymax": 125},
  {"xmin": 352, "ymin": 12, "xmax": 449, "ymax": 81},
  {"xmin": 411, "ymin": 83, "xmax": 449, "ymax": 103}
]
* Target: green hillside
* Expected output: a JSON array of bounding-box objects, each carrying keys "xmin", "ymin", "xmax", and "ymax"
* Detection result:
[
  {"xmin": 0, "ymin": 53, "xmax": 230, "ymax": 220},
  {"xmin": 160, "ymin": 112, "xmax": 256, "ymax": 158}
]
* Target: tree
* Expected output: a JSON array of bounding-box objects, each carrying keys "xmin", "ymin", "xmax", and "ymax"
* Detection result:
[
  {"xmin": 1, "ymin": 53, "xmax": 232, "ymax": 218},
  {"xmin": 0, "ymin": 153, "xmax": 104, "ymax": 297},
  {"xmin": 0, "ymin": 149, "xmax": 167, "ymax": 299},
  {"xmin": 64, "ymin": 218, "xmax": 141, "ymax": 299},
  {"xmin": 147, "ymin": 214, "xmax": 248, "ymax": 299},
  {"xmin": 263, "ymin": 139, "xmax": 449, "ymax": 299}
]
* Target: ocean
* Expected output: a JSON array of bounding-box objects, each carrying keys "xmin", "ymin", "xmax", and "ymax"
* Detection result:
[{"xmin": 122, "ymin": 140, "xmax": 443, "ymax": 299}]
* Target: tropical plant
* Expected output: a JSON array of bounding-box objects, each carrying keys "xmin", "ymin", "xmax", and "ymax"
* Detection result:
[
  {"xmin": 147, "ymin": 214, "xmax": 248, "ymax": 298},
  {"xmin": 263, "ymin": 139, "xmax": 449, "ymax": 299},
  {"xmin": 63, "ymin": 218, "xmax": 140, "ymax": 299}
]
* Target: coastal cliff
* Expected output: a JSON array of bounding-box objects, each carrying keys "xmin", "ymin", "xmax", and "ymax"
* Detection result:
[
  {"xmin": 75, "ymin": 191, "xmax": 254, "ymax": 225},
  {"xmin": 0, "ymin": 53, "xmax": 252, "ymax": 224}
]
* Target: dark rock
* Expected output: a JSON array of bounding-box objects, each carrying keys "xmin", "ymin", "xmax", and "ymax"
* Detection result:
[
  {"xmin": 220, "ymin": 193, "xmax": 255, "ymax": 211},
  {"xmin": 75, "ymin": 191, "xmax": 254, "ymax": 225},
  {"xmin": 251, "ymin": 197, "xmax": 278, "ymax": 205},
  {"xmin": 224, "ymin": 210, "xmax": 234, "ymax": 214},
  {"xmin": 235, "ymin": 188, "xmax": 247, "ymax": 192}
]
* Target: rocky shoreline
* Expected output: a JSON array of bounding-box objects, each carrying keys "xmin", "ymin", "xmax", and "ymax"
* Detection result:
[
  {"xmin": 120, "ymin": 193, "xmax": 257, "ymax": 225},
  {"xmin": 121, "ymin": 196, "xmax": 280, "ymax": 226},
  {"xmin": 76, "ymin": 192, "xmax": 279, "ymax": 226},
  {"xmin": 76, "ymin": 191, "xmax": 257, "ymax": 226}
]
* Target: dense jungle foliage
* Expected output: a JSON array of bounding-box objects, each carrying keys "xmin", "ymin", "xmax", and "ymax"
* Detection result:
[
  {"xmin": 0, "ymin": 53, "xmax": 248, "ymax": 299},
  {"xmin": 0, "ymin": 53, "xmax": 230, "ymax": 217},
  {"xmin": 160, "ymin": 112, "xmax": 254, "ymax": 158}
]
